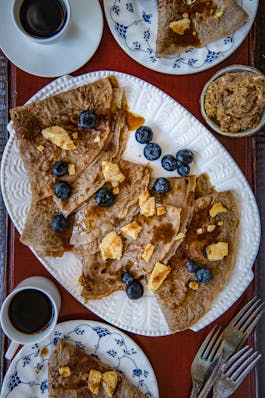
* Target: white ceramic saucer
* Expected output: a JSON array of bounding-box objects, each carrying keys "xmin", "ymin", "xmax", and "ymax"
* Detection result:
[{"xmin": 0, "ymin": 0, "xmax": 103, "ymax": 77}]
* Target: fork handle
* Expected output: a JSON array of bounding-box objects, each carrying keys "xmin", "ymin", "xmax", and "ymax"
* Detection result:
[{"xmin": 190, "ymin": 382, "xmax": 201, "ymax": 398}]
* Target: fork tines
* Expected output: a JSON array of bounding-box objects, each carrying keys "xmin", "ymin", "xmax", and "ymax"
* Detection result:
[
  {"xmin": 230, "ymin": 297, "xmax": 265, "ymax": 334},
  {"xmin": 222, "ymin": 345, "xmax": 261, "ymax": 384}
]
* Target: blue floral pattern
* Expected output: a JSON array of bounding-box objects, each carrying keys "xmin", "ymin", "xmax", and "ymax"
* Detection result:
[
  {"xmin": 105, "ymin": 0, "xmax": 256, "ymax": 74},
  {"xmin": 1, "ymin": 321, "xmax": 158, "ymax": 397}
]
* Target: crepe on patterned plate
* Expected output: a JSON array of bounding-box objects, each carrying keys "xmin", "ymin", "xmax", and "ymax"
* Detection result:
[
  {"xmin": 48, "ymin": 339, "xmax": 145, "ymax": 398},
  {"xmin": 156, "ymin": 0, "xmax": 249, "ymax": 57}
]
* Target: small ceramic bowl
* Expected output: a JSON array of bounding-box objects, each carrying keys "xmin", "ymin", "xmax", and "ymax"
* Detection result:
[{"xmin": 200, "ymin": 64, "xmax": 265, "ymax": 138}]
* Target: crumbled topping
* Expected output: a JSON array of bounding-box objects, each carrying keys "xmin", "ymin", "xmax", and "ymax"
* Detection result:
[
  {"xmin": 140, "ymin": 197, "xmax": 156, "ymax": 217},
  {"xmin": 197, "ymin": 228, "xmax": 203, "ymax": 235},
  {"xmin": 207, "ymin": 224, "xmax": 216, "ymax": 232},
  {"xmin": 170, "ymin": 18, "xmax": 191, "ymax": 35},
  {"xmin": 206, "ymin": 242, "xmax": 228, "ymax": 261},
  {"xmin": 147, "ymin": 262, "xmax": 171, "ymax": 291},
  {"xmin": 175, "ymin": 232, "xmax": 186, "ymax": 240},
  {"xmin": 102, "ymin": 161, "xmax": 125, "ymax": 187},
  {"xmin": 88, "ymin": 369, "xmax": 102, "ymax": 395},
  {"xmin": 37, "ymin": 145, "xmax": 44, "ymax": 152},
  {"xmin": 72, "ymin": 132, "xmax": 78, "ymax": 140},
  {"xmin": 157, "ymin": 206, "xmax": 166, "ymax": 216},
  {"xmin": 121, "ymin": 222, "xmax": 142, "ymax": 240},
  {"xmin": 113, "ymin": 187, "xmax": 120, "ymax": 195},
  {"xmin": 139, "ymin": 188, "xmax": 150, "ymax": 208},
  {"xmin": 217, "ymin": 221, "xmax": 224, "ymax": 226},
  {"xmin": 189, "ymin": 281, "xmax": 199, "ymax": 290},
  {"xmin": 142, "ymin": 243, "xmax": 155, "ymax": 263},
  {"xmin": 215, "ymin": 11, "xmax": 224, "ymax": 19},
  {"xmin": 99, "ymin": 231, "xmax": 123, "ymax": 260},
  {"xmin": 94, "ymin": 135, "xmax": 101, "ymax": 143},
  {"xmin": 209, "ymin": 202, "xmax": 228, "ymax": 217},
  {"xmin": 59, "ymin": 366, "xmax": 71, "ymax": 377},
  {"xmin": 68, "ymin": 163, "xmax": 76, "ymax": 176},
  {"xmin": 41, "ymin": 126, "xmax": 76, "ymax": 150},
  {"xmin": 102, "ymin": 371, "xmax": 118, "ymax": 397}
]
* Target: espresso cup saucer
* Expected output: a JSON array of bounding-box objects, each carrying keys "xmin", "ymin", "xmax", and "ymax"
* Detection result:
[{"xmin": 0, "ymin": 0, "xmax": 103, "ymax": 77}]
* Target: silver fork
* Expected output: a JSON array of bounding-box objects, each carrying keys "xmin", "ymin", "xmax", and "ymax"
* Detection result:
[
  {"xmin": 190, "ymin": 325, "xmax": 224, "ymax": 398},
  {"xmin": 197, "ymin": 297, "xmax": 265, "ymax": 398},
  {"xmin": 221, "ymin": 297, "xmax": 265, "ymax": 361},
  {"xmin": 212, "ymin": 346, "xmax": 261, "ymax": 398}
]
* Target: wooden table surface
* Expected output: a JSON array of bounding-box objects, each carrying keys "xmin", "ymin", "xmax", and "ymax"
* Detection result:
[{"xmin": 0, "ymin": 1, "xmax": 265, "ymax": 397}]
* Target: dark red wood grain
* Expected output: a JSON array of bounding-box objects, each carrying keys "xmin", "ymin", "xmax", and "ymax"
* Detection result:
[{"xmin": 4, "ymin": 1, "xmax": 260, "ymax": 397}]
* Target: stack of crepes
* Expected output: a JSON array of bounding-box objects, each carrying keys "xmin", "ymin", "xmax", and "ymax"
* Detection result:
[{"xmin": 10, "ymin": 77, "xmax": 239, "ymax": 331}]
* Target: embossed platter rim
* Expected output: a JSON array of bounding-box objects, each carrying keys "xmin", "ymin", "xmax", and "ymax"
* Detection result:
[
  {"xmin": 0, "ymin": 319, "xmax": 159, "ymax": 398},
  {"xmin": 103, "ymin": 0, "xmax": 258, "ymax": 75},
  {"xmin": 1, "ymin": 70, "xmax": 261, "ymax": 336}
]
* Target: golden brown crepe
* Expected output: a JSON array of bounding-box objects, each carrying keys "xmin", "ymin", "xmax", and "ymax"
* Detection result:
[
  {"xmin": 48, "ymin": 340, "xmax": 145, "ymax": 398},
  {"xmin": 80, "ymin": 204, "xmax": 181, "ymax": 300},
  {"xmin": 156, "ymin": 0, "xmax": 248, "ymax": 57},
  {"xmin": 154, "ymin": 190, "xmax": 239, "ymax": 331}
]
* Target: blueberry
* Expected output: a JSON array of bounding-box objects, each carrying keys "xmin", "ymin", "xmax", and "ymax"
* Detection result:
[
  {"xmin": 135, "ymin": 126, "xmax": 153, "ymax": 144},
  {"xmin": 152, "ymin": 177, "xmax": 170, "ymax": 194},
  {"xmin": 54, "ymin": 181, "xmax": 72, "ymax": 200},
  {"xmin": 52, "ymin": 161, "xmax": 68, "ymax": 177},
  {"xmin": 195, "ymin": 267, "xmax": 212, "ymax": 283},
  {"xmin": 51, "ymin": 214, "xmax": 69, "ymax": 232},
  {"xmin": 95, "ymin": 188, "xmax": 115, "ymax": 207},
  {"xmin": 186, "ymin": 260, "xmax": 198, "ymax": 273},
  {"xmin": 143, "ymin": 143, "xmax": 162, "ymax": 161},
  {"xmin": 176, "ymin": 149, "xmax": 194, "ymax": 165},
  {"xmin": 126, "ymin": 280, "xmax": 144, "ymax": 300},
  {"xmin": 177, "ymin": 163, "xmax": 190, "ymax": 177},
  {"xmin": 78, "ymin": 110, "xmax": 97, "ymax": 130},
  {"xmin": 161, "ymin": 154, "xmax": 178, "ymax": 171},
  {"xmin": 121, "ymin": 271, "xmax": 134, "ymax": 285}
]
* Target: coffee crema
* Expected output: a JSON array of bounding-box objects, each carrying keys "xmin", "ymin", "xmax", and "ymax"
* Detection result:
[
  {"xmin": 8, "ymin": 289, "xmax": 54, "ymax": 334},
  {"xmin": 19, "ymin": 0, "xmax": 67, "ymax": 38}
]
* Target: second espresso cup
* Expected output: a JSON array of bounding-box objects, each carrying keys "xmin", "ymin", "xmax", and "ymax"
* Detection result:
[
  {"xmin": 12, "ymin": 0, "xmax": 71, "ymax": 44},
  {"xmin": 0, "ymin": 276, "xmax": 61, "ymax": 360}
]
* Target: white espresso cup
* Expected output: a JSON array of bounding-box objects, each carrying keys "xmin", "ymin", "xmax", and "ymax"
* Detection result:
[
  {"xmin": 0, "ymin": 276, "xmax": 61, "ymax": 360},
  {"xmin": 12, "ymin": 0, "xmax": 71, "ymax": 44}
]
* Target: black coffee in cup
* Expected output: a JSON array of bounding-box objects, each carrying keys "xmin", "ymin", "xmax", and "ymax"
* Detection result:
[
  {"xmin": 19, "ymin": 0, "xmax": 67, "ymax": 39},
  {"xmin": 8, "ymin": 289, "xmax": 54, "ymax": 334}
]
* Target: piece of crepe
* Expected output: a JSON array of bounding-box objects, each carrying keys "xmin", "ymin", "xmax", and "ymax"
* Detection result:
[
  {"xmin": 154, "ymin": 190, "xmax": 239, "ymax": 331},
  {"xmin": 71, "ymin": 160, "xmax": 151, "ymax": 252},
  {"xmin": 53, "ymin": 110, "xmax": 129, "ymax": 216},
  {"xmin": 48, "ymin": 340, "xmax": 145, "ymax": 398},
  {"xmin": 80, "ymin": 204, "xmax": 181, "ymax": 300},
  {"xmin": 10, "ymin": 77, "xmax": 123, "ymax": 201},
  {"xmin": 156, "ymin": 0, "xmax": 248, "ymax": 57}
]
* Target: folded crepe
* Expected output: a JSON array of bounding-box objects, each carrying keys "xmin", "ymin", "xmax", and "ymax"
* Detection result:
[
  {"xmin": 10, "ymin": 77, "xmax": 123, "ymax": 201},
  {"xmin": 154, "ymin": 190, "xmax": 239, "ymax": 331},
  {"xmin": 80, "ymin": 204, "xmax": 181, "ymax": 300},
  {"xmin": 156, "ymin": 0, "xmax": 248, "ymax": 57},
  {"xmin": 48, "ymin": 340, "xmax": 145, "ymax": 398},
  {"xmin": 71, "ymin": 160, "xmax": 151, "ymax": 252}
]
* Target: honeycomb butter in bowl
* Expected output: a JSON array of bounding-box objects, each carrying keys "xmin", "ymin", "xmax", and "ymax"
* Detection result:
[{"xmin": 200, "ymin": 65, "xmax": 265, "ymax": 137}]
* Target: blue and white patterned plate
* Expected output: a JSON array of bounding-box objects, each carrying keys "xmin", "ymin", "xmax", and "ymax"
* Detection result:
[
  {"xmin": 0, "ymin": 320, "xmax": 159, "ymax": 398},
  {"xmin": 103, "ymin": 0, "xmax": 258, "ymax": 74}
]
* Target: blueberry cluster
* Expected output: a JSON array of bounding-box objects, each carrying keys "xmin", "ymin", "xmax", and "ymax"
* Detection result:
[
  {"xmin": 186, "ymin": 260, "xmax": 212, "ymax": 283},
  {"xmin": 135, "ymin": 126, "xmax": 194, "ymax": 177},
  {"xmin": 121, "ymin": 271, "xmax": 144, "ymax": 300},
  {"xmin": 51, "ymin": 161, "xmax": 71, "ymax": 232}
]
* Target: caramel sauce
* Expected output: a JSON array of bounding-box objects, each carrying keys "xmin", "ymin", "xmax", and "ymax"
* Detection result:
[
  {"xmin": 171, "ymin": 0, "xmax": 217, "ymax": 47},
  {"xmin": 152, "ymin": 223, "xmax": 175, "ymax": 244}
]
